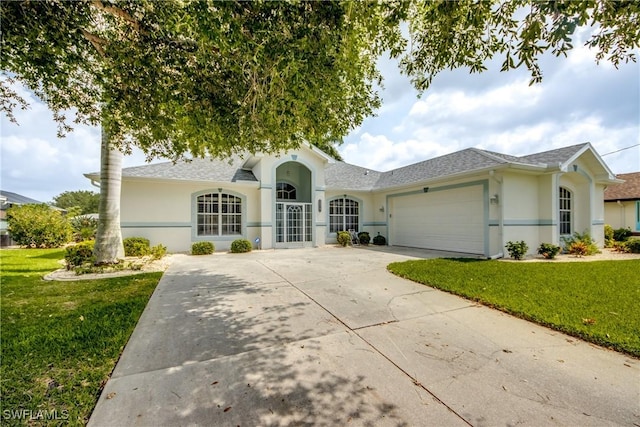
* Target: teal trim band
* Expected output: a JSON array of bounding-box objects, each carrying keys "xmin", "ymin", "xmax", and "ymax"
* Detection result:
[
  {"xmin": 122, "ymin": 222, "xmax": 191, "ymax": 228},
  {"xmin": 247, "ymin": 222, "xmax": 272, "ymax": 228},
  {"xmin": 363, "ymin": 222, "xmax": 387, "ymax": 227},
  {"xmin": 316, "ymin": 222, "xmax": 327, "ymax": 227},
  {"xmin": 592, "ymin": 219, "xmax": 605, "ymax": 225},
  {"xmin": 315, "ymin": 187, "xmax": 326, "ymax": 192},
  {"xmin": 500, "ymin": 219, "xmax": 556, "ymax": 226}
]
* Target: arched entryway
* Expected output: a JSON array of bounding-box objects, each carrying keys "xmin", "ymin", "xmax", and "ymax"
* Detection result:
[{"xmin": 275, "ymin": 161, "xmax": 313, "ymax": 248}]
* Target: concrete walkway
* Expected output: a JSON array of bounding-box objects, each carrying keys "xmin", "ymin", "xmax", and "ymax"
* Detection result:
[{"xmin": 89, "ymin": 246, "xmax": 639, "ymax": 426}]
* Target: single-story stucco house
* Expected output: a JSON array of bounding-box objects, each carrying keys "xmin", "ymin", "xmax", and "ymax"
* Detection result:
[
  {"xmin": 86, "ymin": 142, "xmax": 621, "ymax": 257},
  {"xmin": 604, "ymin": 172, "xmax": 640, "ymax": 234}
]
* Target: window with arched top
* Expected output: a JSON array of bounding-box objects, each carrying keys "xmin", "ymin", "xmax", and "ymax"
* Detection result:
[
  {"xmin": 559, "ymin": 187, "xmax": 572, "ymax": 235},
  {"xmin": 329, "ymin": 197, "xmax": 359, "ymax": 233},
  {"xmin": 196, "ymin": 193, "xmax": 242, "ymax": 236},
  {"xmin": 276, "ymin": 182, "xmax": 297, "ymax": 200}
]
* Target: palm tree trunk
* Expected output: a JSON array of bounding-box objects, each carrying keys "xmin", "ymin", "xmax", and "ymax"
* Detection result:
[{"xmin": 94, "ymin": 126, "xmax": 124, "ymax": 264}]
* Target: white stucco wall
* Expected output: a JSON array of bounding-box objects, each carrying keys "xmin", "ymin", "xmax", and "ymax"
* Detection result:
[{"xmin": 605, "ymin": 200, "xmax": 638, "ymax": 231}]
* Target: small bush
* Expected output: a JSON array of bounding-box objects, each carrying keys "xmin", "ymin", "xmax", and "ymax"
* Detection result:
[
  {"xmin": 337, "ymin": 231, "xmax": 351, "ymax": 247},
  {"xmin": 123, "ymin": 237, "xmax": 151, "ymax": 257},
  {"xmin": 613, "ymin": 227, "xmax": 632, "ymax": 242},
  {"xmin": 358, "ymin": 232, "xmax": 371, "ymax": 245},
  {"xmin": 150, "ymin": 244, "xmax": 167, "ymax": 260},
  {"xmin": 505, "ymin": 240, "xmax": 528, "ymax": 260},
  {"xmin": 626, "ymin": 239, "xmax": 640, "ymax": 254},
  {"xmin": 612, "ymin": 241, "xmax": 630, "ymax": 253},
  {"xmin": 6, "ymin": 204, "xmax": 72, "ymax": 248},
  {"xmin": 70, "ymin": 215, "xmax": 98, "ymax": 242},
  {"xmin": 562, "ymin": 230, "xmax": 599, "ymax": 256},
  {"xmin": 537, "ymin": 243, "xmax": 561, "ymax": 259},
  {"xmin": 192, "ymin": 241, "xmax": 215, "ymax": 255},
  {"xmin": 65, "ymin": 241, "xmax": 95, "ymax": 269},
  {"xmin": 230, "ymin": 239, "xmax": 252, "ymax": 253},
  {"xmin": 372, "ymin": 233, "xmax": 386, "ymax": 246},
  {"xmin": 604, "ymin": 224, "xmax": 614, "ymax": 247},
  {"xmin": 568, "ymin": 241, "xmax": 589, "ymax": 257}
]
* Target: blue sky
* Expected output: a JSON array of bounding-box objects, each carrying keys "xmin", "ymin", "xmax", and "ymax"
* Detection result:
[{"xmin": 1, "ymin": 37, "xmax": 639, "ymax": 203}]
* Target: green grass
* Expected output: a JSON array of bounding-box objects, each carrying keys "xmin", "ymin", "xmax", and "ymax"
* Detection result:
[
  {"xmin": 388, "ymin": 258, "xmax": 640, "ymax": 357},
  {"xmin": 1, "ymin": 249, "xmax": 162, "ymax": 426}
]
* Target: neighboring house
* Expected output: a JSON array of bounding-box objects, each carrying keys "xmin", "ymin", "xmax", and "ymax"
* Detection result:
[
  {"xmin": 85, "ymin": 142, "xmax": 620, "ymax": 256},
  {"xmin": 604, "ymin": 172, "xmax": 640, "ymax": 234},
  {"xmin": 0, "ymin": 190, "xmax": 45, "ymax": 247}
]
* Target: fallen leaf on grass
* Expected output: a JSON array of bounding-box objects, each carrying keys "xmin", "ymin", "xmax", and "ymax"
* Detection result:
[
  {"xmin": 582, "ymin": 318, "xmax": 596, "ymax": 325},
  {"xmin": 223, "ymin": 407, "xmax": 232, "ymax": 412}
]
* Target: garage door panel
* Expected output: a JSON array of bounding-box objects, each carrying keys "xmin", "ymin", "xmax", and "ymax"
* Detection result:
[{"xmin": 392, "ymin": 185, "xmax": 484, "ymax": 254}]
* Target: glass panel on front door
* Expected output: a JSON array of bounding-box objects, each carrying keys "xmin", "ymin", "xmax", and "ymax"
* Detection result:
[{"xmin": 276, "ymin": 202, "xmax": 312, "ymax": 244}]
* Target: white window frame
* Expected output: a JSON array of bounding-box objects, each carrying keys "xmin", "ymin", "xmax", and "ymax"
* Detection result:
[
  {"xmin": 329, "ymin": 197, "xmax": 359, "ymax": 233},
  {"xmin": 196, "ymin": 193, "xmax": 242, "ymax": 236},
  {"xmin": 559, "ymin": 187, "xmax": 572, "ymax": 236}
]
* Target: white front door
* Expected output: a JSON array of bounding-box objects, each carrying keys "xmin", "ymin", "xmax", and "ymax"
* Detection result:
[{"xmin": 276, "ymin": 202, "xmax": 312, "ymax": 247}]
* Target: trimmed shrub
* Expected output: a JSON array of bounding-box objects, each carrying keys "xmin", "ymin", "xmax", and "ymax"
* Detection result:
[
  {"xmin": 192, "ymin": 241, "xmax": 215, "ymax": 255},
  {"xmin": 537, "ymin": 243, "xmax": 561, "ymax": 259},
  {"xmin": 150, "ymin": 244, "xmax": 167, "ymax": 260},
  {"xmin": 626, "ymin": 239, "xmax": 640, "ymax": 254},
  {"xmin": 613, "ymin": 227, "xmax": 632, "ymax": 242},
  {"xmin": 372, "ymin": 233, "xmax": 386, "ymax": 246},
  {"xmin": 230, "ymin": 239, "xmax": 252, "ymax": 253},
  {"xmin": 358, "ymin": 232, "xmax": 371, "ymax": 245},
  {"xmin": 70, "ymin": 215, "xmax": 98, "ymax": 242},
  {"xmin": 123, "ymin": 237, "xmax": 151, "ymax": 257},
  {"xmin": 6, "ymin": 204, "xmax": 72, "ymax": 248},
  {"xmin": 505, "ymin": 240, "xmax": 528, "ymax": 260},
  {"xmin": 65, "ymin": 241, "xmax": 95, "ymax": 269},
  {"xmin": 561, "ymin": 230, "xmax": 599, "ymax": 256},
  {"xmin": 604, "ymin": 224, "xmax": 614, "ymax": 247},
  {"xmin": 337, "ymin": 231, "xmax": 351, "ymax": 247}
]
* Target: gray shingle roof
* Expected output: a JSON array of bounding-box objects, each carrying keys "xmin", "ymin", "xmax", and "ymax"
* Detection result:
[
  {"xmin": 120, "ymin": 156, "xmax": 257, "ymax": 183},
  {"xmin": 112, "ymin": 143, "xmax": 593, "ymax": 191},
  {"xmin": 324, "ymin": 162, "xmax": 382, "ymax": 191},
  {"xmin": 518, "ymin": 143, "xmax": 587, "ymax": 165},
  {"xmin": 0, "ymin": 190, "xmax": 43, "ymax": 205}
]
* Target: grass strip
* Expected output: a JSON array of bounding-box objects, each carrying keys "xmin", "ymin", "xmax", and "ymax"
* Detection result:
[
  {"xmin": 387, "ymin": 258, "xmax": 640, "ymax": 357},
  {"xmin": 1, "ymin": 249, "xmax": 162, "ymax": 426}
]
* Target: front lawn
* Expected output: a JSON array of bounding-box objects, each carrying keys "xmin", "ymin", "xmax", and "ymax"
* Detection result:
[
  {"xmin": 0, "ymin": 249, "xmax": 162, "ymax": 426},
  {"xmin": 388, "ymin": 258, "xmax": 640, "ymax": 357}
]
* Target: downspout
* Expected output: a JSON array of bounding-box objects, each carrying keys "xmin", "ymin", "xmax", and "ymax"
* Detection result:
[{"xmin": 489, "ymin": 170, "xmax": 504, "ymax": 259}]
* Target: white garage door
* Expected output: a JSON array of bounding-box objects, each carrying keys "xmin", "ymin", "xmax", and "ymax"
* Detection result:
[{"xmin": 391, "ymin": 185, "xmax": 485, "ymax": 254}]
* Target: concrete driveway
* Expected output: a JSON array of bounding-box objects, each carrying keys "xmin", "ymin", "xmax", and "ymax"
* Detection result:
[{"xmin": 89, "ymin": 246, "xmax": 639, "ymax": 426}]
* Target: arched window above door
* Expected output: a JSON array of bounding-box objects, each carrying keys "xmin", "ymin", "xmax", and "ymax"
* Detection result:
[{"xmin": 276, "ymin": 182, "xmax": 297, "ymax": 200}]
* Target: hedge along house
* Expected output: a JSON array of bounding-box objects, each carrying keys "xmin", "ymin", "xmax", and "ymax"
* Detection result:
[{"xmin": 85, "ymin": 142, "xmax": 620, "ymax": 256}]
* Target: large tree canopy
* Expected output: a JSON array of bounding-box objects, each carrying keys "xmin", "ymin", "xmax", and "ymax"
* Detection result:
[
  {"xmin": 52, "ymin": 190, "xmax": 100, "ymax": 215},
  {"xmin": 2, "ymin": 1, "xmax": 638, "ymax": 158},
  {"xmin": 1, "ymin": 0, "xmax": 400, "ymax": 160}
]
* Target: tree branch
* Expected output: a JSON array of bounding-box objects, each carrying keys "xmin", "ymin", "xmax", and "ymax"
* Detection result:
[
  {"xmin": 81, "ymin": 29, "xmax": 107, "ymax": 57},
  {"xmin": 90, "ymin": 0, "xmax": 147, "ymax": 34}
]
